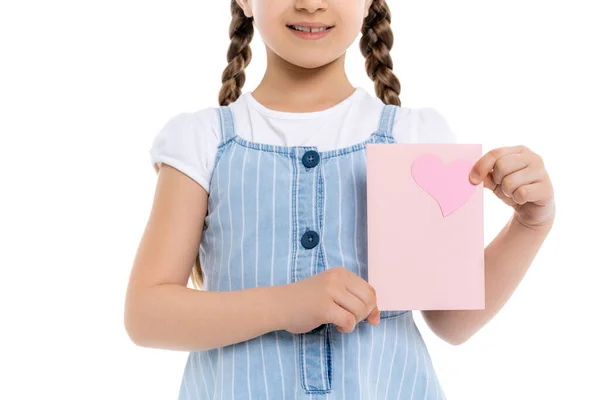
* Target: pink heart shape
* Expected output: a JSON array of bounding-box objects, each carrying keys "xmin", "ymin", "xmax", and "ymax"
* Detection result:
[{"xmin": 411, "ymin": 154, "xmax": 476, "ymax": 217}]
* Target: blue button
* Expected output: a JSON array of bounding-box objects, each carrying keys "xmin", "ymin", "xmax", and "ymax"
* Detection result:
[
  {"xmin": 301, "ymin": 230, "xmax": 320, "ymax": 249},
  {"xmin": 302, "ymin": 150, "xmax": 320, "ymax": 168}
]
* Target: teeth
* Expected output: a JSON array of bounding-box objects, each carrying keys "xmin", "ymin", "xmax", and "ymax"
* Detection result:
[{"xmin": 291, "ymin": 25, "xmax": 328, "ymax": 33}]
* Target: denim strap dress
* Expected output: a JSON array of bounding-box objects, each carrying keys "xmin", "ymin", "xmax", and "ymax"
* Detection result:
[{"xmin": 178, "ymin": 104, "xmax": 446, "ymax": 400}]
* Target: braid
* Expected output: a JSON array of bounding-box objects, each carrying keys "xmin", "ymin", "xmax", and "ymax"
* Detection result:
[
  {"xmin": 218, "ymin": 0, "xmax": 254, "ymax": 106},
  {"xmin": 359, "ymin": 0, "xmax": 401, "ymax": 106}
]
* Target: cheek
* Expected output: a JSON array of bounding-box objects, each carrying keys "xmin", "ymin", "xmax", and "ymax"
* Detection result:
[
  {"xmin": 252, "ymin": 6, "xmax": 285, "ymax": 44},
  {"xmin": 337, "ymin": 14, "xmax": 365, "ymax": 46},
  {"xmin": 254, "ymin": 20, "xmax": 283, "ymax": 51},
  {"xmin": 336, "ymin": 4, "xmax": 368, "ymax": 36}
]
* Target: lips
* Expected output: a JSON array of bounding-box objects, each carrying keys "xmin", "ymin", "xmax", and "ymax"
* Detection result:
[
  {"xmin": 287, "ymin": 25, "xmax": 333, "ymax": 40},
  {"xmin": 287, "ymin": 25, "xmax": 333, "ymax": 33},
  {"xmin": 286, "ymin": 22, "xmax": 335, "ymax": 31}
]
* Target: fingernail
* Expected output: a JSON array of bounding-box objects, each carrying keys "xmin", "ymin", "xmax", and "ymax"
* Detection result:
[{"xmin": 469, "ymin": 172, "xmax": 479, "ymax": 183}]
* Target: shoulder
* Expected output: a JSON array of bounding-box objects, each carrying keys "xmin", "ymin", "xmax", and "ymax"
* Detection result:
[
  {"xmin": 392, "ymin": 106, "xmax": 457, "ymax": 144},
  {"xmin": 149, "ymin": 107, "xmax": 222, "ymax": 192},
  {"xmin": 156, "ymin": 107, "xmax": 221, "ymax": 142},
  {"xmin": 356, "ymin": 88, "xmax": 457, "ymax": 144}
]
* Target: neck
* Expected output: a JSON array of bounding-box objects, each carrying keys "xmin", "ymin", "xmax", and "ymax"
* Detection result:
[{"xmin": 251, "ymin": 48, "xmax": 355, "ymax": 113}]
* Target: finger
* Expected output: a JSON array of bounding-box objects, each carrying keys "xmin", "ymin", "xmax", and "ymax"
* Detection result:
[
  {"xmin": 491, "ymin": 153, "xmax": 529, "ymax": 185},
  {"xmin": 512, "ymin": 182, "xmax": 554, "ymax": 206},
  {"xmin": 500, "ymin": 166, "xmax": 545, "ymax": 198},
  {"xmin": 345, "ymin": 275, "xmax": 378, "ymax": 317},
  {"xmin": 330, "ymin": 306, "xmax": 357, "ymax": 333},
  {"xmin": 484, "ymin": 173, "xmax": 518, "ymax": 206},
  {"xmin": 366, "ymin": 307, "xmax": 380, "ymax": 326},
  {"xmin": 333, "ymin": 291, "xmax": 371, "ymax": 323},
  {"xmin": 470, "ymin": 146, "xmax": 525, "ymax": 184},
  {"xmin": 482, "ymin": 173, "xmax": 497, "ymax": 191}
]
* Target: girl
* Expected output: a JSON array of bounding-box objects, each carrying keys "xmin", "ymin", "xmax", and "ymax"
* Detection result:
[{"xmin": 125, "ymin": 0, "xmax": 555, "ymax": 399}]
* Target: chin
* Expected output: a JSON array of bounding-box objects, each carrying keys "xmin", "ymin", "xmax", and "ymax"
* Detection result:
[{"xmin": 278, "ymin": 51, "xmax": 343, "ymax": 70}]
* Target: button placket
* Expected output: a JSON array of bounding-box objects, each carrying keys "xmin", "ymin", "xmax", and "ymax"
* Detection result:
[{"xmin": 293, "ymin": 148, "xmax": 331, "ymax": 394}]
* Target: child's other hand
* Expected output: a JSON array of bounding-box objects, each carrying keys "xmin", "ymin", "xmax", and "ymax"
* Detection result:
[
  {"xmin": 469, "ymin": 145, "xmax": 555, "ymax": 229},
  {"xmin": 281, "ymin": 266, "xmax": 380, "ymax": 335}
]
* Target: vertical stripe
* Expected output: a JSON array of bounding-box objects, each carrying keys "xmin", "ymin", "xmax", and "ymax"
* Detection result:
[
  {"xmin": 368, "ymin": 325, "xmax": 374, "ymax": 399},
  {"xmin": 212, "ymin": 160, "xmax": 223, "ymax": 400},
  {"xmin": 384, "ymin": 319, "xmax": 398, "ymax": 399},
  {"xmin": 246, "ymin": 342, "xmax": 252, "ymax": 397},
  {"xmin": 320, "ymin": 157, "xmax": 328, "ymax": 266},
  {"xmin": 275, "ymin": 332, "xmax": 284, "ymax": 397},
  {"xmin": 226, "ymin": 144, "xmax": 237, "ymax": 400},
  {"xmin": 207, "ymin": 348, "xmax": 216, "ymax": 385},
  {"xmin": 397, "ymin": 316, "xmax": 409, "ymax": 400},
  {"xmin": 258, "ymin": 335, "xmax": 267, "ymax": 397},
  {"xmin": 416, "ymin": 324, "xmax": 431, "ymax": 399},
  {"xmin": 293, "ymin": 334, "xmax": 299, "ymax": 400},
  {"xmin": 190, "ymin": 354, "xmax": 201, "ymax": 399},
  {"xmin": 410, "ymin": 320, "xmax": 419, "ymax": 400},
  {"xmin": 290, "ymin": 157, "xmax": 299, "ymax": 400},
  {"xmin": 240, "ymin": 147, "xmax": 252, "ymax": 399},
  {"xmin": 227, "ymin": 145, "xmax": 237, "ymax": 291},
  {"xmin": 271, "ymin": 155, "xmax": 285, "ymax": 397},
  {"xmin": 256, "ymin": 151, "xmax": 270, "ymax": 400},
  {"xmin": 208, "ymin": 181, "xmax": 217, "ymax": 291},
  {"xmin": 350, "ymin": 152, "xmax": 361, "ymax": 280},
  {"xmin": 215, "ymin": 348, "xmax": 222, "ymax": 400},
  {"xmin": 197, "ymin": 353, "xmax": 211, "ymax": 399},
  {"xmin": 289, "ymin": 156, "xmax": 294, "ymax": 286},
  {"xmin": 423, "ymin": 341, "xmax": 429, "ymax": 398},
  {"xmin": 215, "ymin": 155, "xmax": 224, "ymax": 291},
  {"xmin": 336, "ymin": 157, "xmax": 350, "ymax": 400},
  {"xmin": 221, "ymin": 146, "xmax": 236, "ymax": 399},
  {"xmin": 293, "ymin": 154, "xmax": 299, "ymax": 285},
  {"xmin": 375, "ymin": 318, "xmax": 388, "ymax": 396},
  {"xmin": 271, "ymin": 152, "xmax": 277, "ymax": 288},
  {"xmin": 240, "ymin": 146, "xmax": 247, "ymax": 289},
  {"xmin": 255, "ymin": 150, "xmax": 262, "ymax": 288},
  {"xmin": 312, "ymin": 168, "xmax": 327, "ymax": 392}
]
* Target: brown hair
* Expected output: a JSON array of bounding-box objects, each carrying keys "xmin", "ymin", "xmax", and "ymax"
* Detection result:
[{"xmin": 190, "ymin": 0, "xmax": 401, "ymax": 289}]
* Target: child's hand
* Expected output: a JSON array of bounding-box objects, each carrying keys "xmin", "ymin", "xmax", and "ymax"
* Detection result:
[
  {"xmin": 281, "ymin": 266, "xmax": 380, "ymax": 335},
  {"xmin": 469, "ymin": 145, "xmax": 555, "ymax": 229}
]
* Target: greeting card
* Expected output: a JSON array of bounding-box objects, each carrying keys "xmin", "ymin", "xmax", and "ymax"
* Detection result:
[{"xmin": 366, "ymin": 144, "xmax": 485, "ymax": 310}]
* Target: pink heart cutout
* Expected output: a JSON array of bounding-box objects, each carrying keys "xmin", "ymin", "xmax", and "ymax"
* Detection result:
[{"xmin": 411, "ymin": 154, "xmax": 476, "ymax": 217}]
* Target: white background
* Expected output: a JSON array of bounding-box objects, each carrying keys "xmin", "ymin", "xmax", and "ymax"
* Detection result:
[{"xmin": 1, "ymin": 0, "xmax": 599, "ymax": 399}]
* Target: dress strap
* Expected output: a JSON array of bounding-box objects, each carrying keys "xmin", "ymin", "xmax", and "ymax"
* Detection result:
[
  {"xmin": 217, "ymin": 105, "xmax": 237, "ymax": 143},
  {"xmin": 377, "ymin": 104, "xmax": 399, "ymax": 139}
]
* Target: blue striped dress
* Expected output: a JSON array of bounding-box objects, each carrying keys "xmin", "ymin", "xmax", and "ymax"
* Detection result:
[{"xmin": 179, "ymin": 104, "xmax": 446, "ymax": 399}]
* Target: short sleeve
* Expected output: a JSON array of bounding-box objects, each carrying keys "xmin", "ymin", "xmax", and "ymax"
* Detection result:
[
  {"xmin": 149, "ymin": 107, "xmax": 220, "ymax": 193},
  {"xmin": 392, "ymin": 106, "xmax": 457, "ymax": 144}
]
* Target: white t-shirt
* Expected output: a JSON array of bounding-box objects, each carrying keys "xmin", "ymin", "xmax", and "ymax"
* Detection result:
[{"xmin": 149, "ymin": 86, "xmax": 456, "ymax": 193}]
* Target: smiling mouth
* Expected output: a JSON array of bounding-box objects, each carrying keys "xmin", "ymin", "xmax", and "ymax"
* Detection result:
[{"xmin": 286, "ymin": 25, "xmax": 335, "ymax": 33}]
